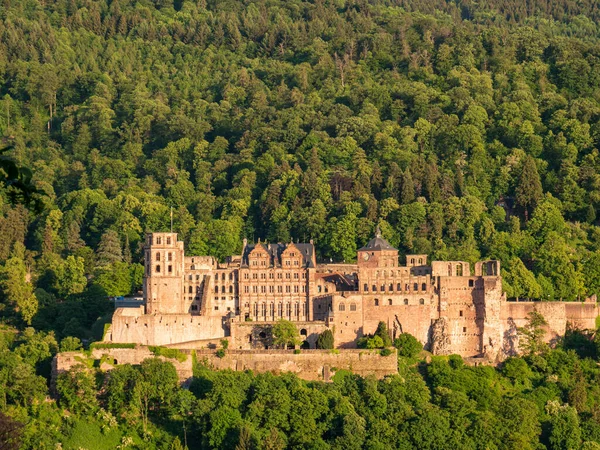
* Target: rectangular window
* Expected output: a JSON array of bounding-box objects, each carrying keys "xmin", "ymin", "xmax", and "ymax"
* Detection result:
[
  {"xmin": 244, "ymin": 286, "xmax": 249, "ymax": 293},
  {"xmin": 459, "ymin": 310, "xmax": 463, "ymax": 317},
  {"xmin": 469, "ymin": 279, "xmax": 474, "ymax": 287},
  {"xmin": 252, "ymin": 273, "xmax": 258, "ymax": 279},
  {"xmin": 168, "ymin": 265, "xmax": 172, "ymax": 273},
  {"xmin": 286, "ymin": 286, "xmax": 290, "ymax": 293},
  {"xmin": 252, "ymin": 286, "xmax": 258, "ymax": 293},
  {"xmin": 261, "ymin": 286, "xmax": 266, "ymax": 293},
  {"xmin": 269, "ymin": 273, "xmax": 274, "ymax": 279},
  {"xmin": 286, "ymin": 273, "xmax": 291, "ymax": 279},
  {"xmin": 278, "ymin": 286, "xmax": 282, "ymax": 293},
  {"xmin": 294, "ymin": 273, "xmax": 298, "ymax": 279},
  {"xmin": 269, "ymin": 286, "xmax": 274, "ymax": 293},
  {"xmin": 463, "ymin": 327, "xmax": 467, "ymax": 333},
  {"xmin": 294, "ymin": 286, "xmax": 299, "ymax": 293},
  {"xmin": 168, "ymin": 253, "xmax": 172, "ymax": 261}
]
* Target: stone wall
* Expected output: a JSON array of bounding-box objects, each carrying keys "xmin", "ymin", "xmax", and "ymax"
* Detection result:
[
  {"xmin": 229, "ymin": 321, "xmax": 328, "ymax": 349},
  {"xmin": 53, "ymin": 347, "xmax": 398, "ymax": 384},
  {"xmin": 53, "ymin": 347, "xmax": 194, "ymax": 384},
  {"xmin": 195, "ymin": 349, "xmax": 397, "ymax": 381},
  {"xmin": 500, "ymin": 301, "xmax": 599, "ymax": 355},
  {"xmin": 108, "ymin": 307, "xmax": 228, "ymax": 346}
]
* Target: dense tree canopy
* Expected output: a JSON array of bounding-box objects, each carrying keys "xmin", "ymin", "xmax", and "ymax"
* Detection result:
[
  {"xmin": 3, "ymin": 0, "xmax": 600, "ymax": 447},
  {"xmin": 1, "ymin": 0, "xmax": 600, "ymax": 311}
]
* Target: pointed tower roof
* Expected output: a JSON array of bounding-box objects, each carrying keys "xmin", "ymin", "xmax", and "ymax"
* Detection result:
[{"xmin": 359, "ymin": 226, "xmax": 397, "ymax": 251}]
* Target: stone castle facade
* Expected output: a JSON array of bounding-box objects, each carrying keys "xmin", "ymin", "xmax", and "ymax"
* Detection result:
[{"xmin": 106, "ymin": 230, "xmax": 599, "ymax": 360}]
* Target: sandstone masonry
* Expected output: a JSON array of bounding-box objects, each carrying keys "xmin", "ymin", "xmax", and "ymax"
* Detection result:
[{"xmin": 103, "ymin": 230, "xmax": 599, "ymax": 361}]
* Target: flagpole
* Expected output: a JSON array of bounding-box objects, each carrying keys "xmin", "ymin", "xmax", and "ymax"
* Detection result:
[{"xmin": 170, "ymin": 206, "xmax": 173, "ymax": 233}]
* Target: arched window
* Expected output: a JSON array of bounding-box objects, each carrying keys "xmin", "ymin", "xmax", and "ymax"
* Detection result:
[
  {"xmin": 339, "ymin": 303, "xmax": 345, "ymax": 311},
  {"xmin": 155, "ymin": 265, "xmax": 161, "ymax": 273},
  {"xmin": 372, "ymin": 285, "xmax": 377, "ymax": 292},
  {"xmin": 397, "ymin": 283, "xmax": 402, "ymax": 291},
  {"xmin": 422, "ymin": 283, "xmax": 427, "ymax": 291},
  {"xmin": 404, "ymin": 299, "xmax": 409, "ymax": 305},
  {"xmin": 411, "ymin": 258, "xmax": 415, "ymax": 265},
  {"xmin": 229, "ymin": 286, "xmax": 233, "ymax": 293},
  {"xmin": 300, "ymin": 328, "xmax": 307, "ymax": 336},
  {"xmin": 381, "ymin": 284, "xmax": 385, "ymax": 292},
  {"xmin": 413, "ymin": 283, "xmax": 418, "ymax": 291},
  {"xmin": 419, "ymin": 258, "xmax": 423, "ymax": 265},
  {"xmin": 188, "ymin": 286, "xmax": 192, "ymax": 293},
  {"xmin": 419, "ymin": 298, "xmax": 425, "ymax": 305},
  {"xmin": 156, "ymin": 237, "xmax": 162, "ymax": 245},
  {"xmin": 364, "ymin": 283, "xmax": 368, "ymax": 292},
  {"xmin": 389, "ymin": 283, "xmax": 394, "ymax": 291},
  {"xmin": 388, "ymin": 299, "xmax": 392, "ymax": 305},
  {"xmin": 457, "ymin": 264, "xmax": 463, "ymax": 276},
  {"xmin": 221, "ymin": 286, "xmax": 225, "ymax": 293},
  {"xmin": 166, "ymin": 237, "xmax": 171, "ymax": 245},
  {"xmin": 214, "ymin": 286, "xmax": 219, "ymax": 293},
  {"xmin": 374, "ymin": 299, "xmax": 379, "ymax": 306},
  {"xmin": 229, "ymin": 273, "xmax": 234, "ymax": 280},
  {"xmin": 350, "ymin": 303, "xmax": 357, "ymax": 311},
  {"xmin": 222, "ymin": 273, "xmax": 226, "ymax": 281}
]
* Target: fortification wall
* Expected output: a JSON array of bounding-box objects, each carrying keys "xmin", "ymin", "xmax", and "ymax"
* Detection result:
[
  {"xmin": 195, "ymin": 349, "xmax": 398, "ymax": 381},
  {"xmin": 109, "ymin": 308, "xmax": 227, "ymax": 346},
  {"xmin": 53, "ymin": 347, "xmax": 397, "ymax": 384},
  {"xmin": 230, "ymin": 321, "xmax": 328, "ymax": 349},
  {"xmin": 360, "ymin": 300, "xmax": 434, "ymax": 348},
  {"xmin": 500, "ymin": 301, "xmax": 599, "ymax": 355},
  {"xmin": 53, "ymin": 347, "xmax": 194, "ymax": 383}
]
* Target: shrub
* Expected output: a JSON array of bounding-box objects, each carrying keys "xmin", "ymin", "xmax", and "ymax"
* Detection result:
[
  {"xmin": 380, "ymin": 348, "xmax": 393, "ymax": 357},
  {"xmin": 316, "ymin": 329, "xmax": 334, "ymax": 349},
  {"xmin": 90, "ymin": 342, "xmax": 135, "ymax": 350},
  {"xmin": 393, "ymin": 333, "xmax": 423, "ymax": 358},
  {"xmin": 148, "ymin": 346, "xmax": 188, "ymax": 362},
  {"xmin": 294, "ymin": 349, "xmax": 301, "ymax": 354},
  {"xmin": 221, "ymin": 339, "xmax": 229, "ymax": 350},
  {"xmin": 216, "ymin": 348, "xmax": 226, "ymax": 358}
]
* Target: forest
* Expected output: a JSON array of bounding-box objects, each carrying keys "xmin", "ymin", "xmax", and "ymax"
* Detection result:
[{"xmin": 3, "ymin": 0, "xmax": 600, "ymax": 447}]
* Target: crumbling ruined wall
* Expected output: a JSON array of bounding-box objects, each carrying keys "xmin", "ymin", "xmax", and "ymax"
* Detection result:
[
  {"xmin": 53, "ymin": 347, "xmax": 194, "ymax": 384},
  {"xmin": 109, "ymin": 307, "xmax": 228, "ymax": 346},
  {"xmin": 500, "ymin": 301, "xmax": 599, "ymax": 357},
  {"xmin": 53, "ymin": 347, "xmax": 397, "ymax": 384},
  {"xmin": 229, "ymin": 321, "xmax": 327, "ymax": 350},
  {"xmin": 195, "ymin": 349, "xmax": 398, "ymax": 381},
  {"xmin": 358, "ymin": 295, "xmax": 436, "ymax": 348}
]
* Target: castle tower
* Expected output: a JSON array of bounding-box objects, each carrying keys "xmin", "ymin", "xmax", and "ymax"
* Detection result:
[
  {"xmin": 357, "ymin": 226, "xmax": 398, "ymax": 269},
  {"xmin": 143, "ymin": 232, "xmax": 185, "ymax": 314}
]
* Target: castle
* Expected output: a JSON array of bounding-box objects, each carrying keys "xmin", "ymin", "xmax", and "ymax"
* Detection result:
[{"xmin": 105, "ymin": 230, "xmax": 599, "ymax": 360}]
